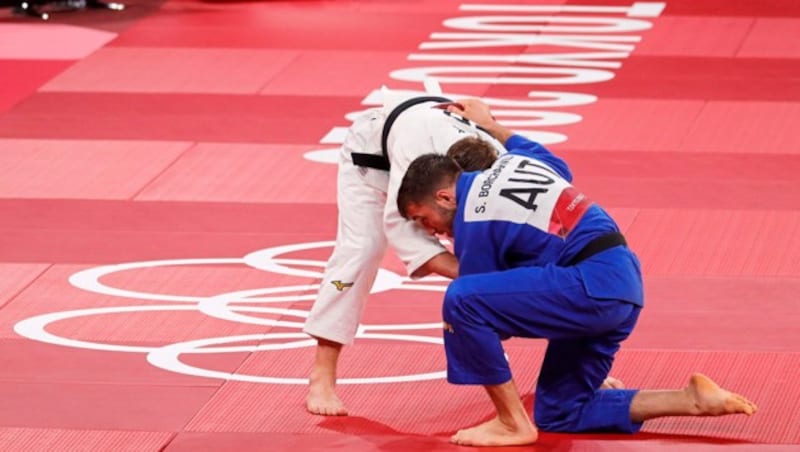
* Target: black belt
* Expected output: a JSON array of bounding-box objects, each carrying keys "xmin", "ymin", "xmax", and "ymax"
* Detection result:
[
  {"xmin": 565, "ymin": 232, "xmax": 627, "ymax": 266},
  {"xmin": 350, "ymin": 95, "xmax": 451, "ymax": 171}
]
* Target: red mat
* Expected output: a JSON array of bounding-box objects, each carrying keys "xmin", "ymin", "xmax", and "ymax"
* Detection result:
[
  {"xmin": 41, "ymin": 47, "xmax": 301, "ymax": 94},
  {"xmin": 1, "ymin": 0, "xmax": 798, "ymax": 450},
  {"xmin": 737, "ymin": 18, "xmax": 800, "ymax": 58},
  {"xmin": 0, "ymin": 139, "xmax": 191, "ymax": 198},
  {"xmin": 135, "ymin": 143, "xmax": 337, "ymax": 203},
  {"xmin": 634, "ymin": 16, "xmax": 753, "ymax": 57},
  {"xmin": 0, "ymin": 428, "xmax": 172, "ymax": 452},
  {"xmin": 0, "ymin": 93, "xmax": 357, "ymax": 142},
  {"xmin": 0, "ymin": 24, "xmax": 115, "ymax": 60},
  {"xmin": 0, "ymin": 60, "xmax": 73, "ymax": 114}
]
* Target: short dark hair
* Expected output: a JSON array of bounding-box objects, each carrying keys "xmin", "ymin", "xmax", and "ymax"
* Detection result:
[
  {"xmin": 446, "ymin": 136, "xmax": 498, "ymax": 171},
  {"xmin": 397, "ymin": 154, "xmax": 462, "ymax": 219}
]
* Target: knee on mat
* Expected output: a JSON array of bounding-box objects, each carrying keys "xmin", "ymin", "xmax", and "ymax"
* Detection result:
[
  {"xmin": 533, "ymin": 393, "xmax": 580, "ymax": 432},
  {"xmin": 533, "ymin": 398, "xmax": 581, "ymax": 432}
]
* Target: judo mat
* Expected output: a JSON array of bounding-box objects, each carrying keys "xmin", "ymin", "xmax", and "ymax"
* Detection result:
[{"xmin": 1, "ymin": 0, "xmax": 799, "ymax": 450}]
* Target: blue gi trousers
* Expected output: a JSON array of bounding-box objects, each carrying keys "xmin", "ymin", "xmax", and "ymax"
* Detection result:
[{"xmin": 442, "ymin": 252, "xmax": 643, "ymax": 433}]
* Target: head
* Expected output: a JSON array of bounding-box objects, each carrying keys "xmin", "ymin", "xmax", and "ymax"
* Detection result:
[
  {"xmin": 446, "ymin": 136, "xmax": 498, "ymax": 171},
  {"xmin": 397, "ymin": 154, "xmax": 462, "ymax": 237}
]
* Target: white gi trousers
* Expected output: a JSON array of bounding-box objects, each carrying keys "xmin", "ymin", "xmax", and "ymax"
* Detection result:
[
  {"xmin": 303, "ymin": 103, "xmax": 504, "ymax": 344},
  {"xmin": 303, "ymin": 108, "xmax": 391, "ymax": 344}
]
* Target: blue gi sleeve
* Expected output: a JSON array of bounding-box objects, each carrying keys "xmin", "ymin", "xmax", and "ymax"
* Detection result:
[
  {"xmin": 453, "ymin": 174, "xmax": 507, "ymax": 276},
  {"xmin": 458, "ymin": 240, "xmax": 504, "ymax": 275},
  {"xmin": 506, "ymin": 135, "xmax": 572, "ymax": 182}
]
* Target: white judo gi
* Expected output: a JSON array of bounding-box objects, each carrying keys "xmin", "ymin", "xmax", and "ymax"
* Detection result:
[{"xmin": 303, "ymin": 97, "xmax": 505, "ymax": 344}]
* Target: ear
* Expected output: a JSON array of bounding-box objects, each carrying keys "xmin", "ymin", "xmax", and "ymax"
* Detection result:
[{"xmin": 434, "ymin": 188, "xmax": 457, "ymax": 209}]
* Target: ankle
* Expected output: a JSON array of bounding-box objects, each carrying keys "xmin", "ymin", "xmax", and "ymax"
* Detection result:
[
  {"xmin": 683, "ymin": 386, "xmax": 703, "ymax": 415},
  {"xmin": 497, "ymin": 413, "xmax": 533, "ymax": 432},
  {"xmin": 309, "ymin": 366, "xmax": 336, "ymax": 386}
]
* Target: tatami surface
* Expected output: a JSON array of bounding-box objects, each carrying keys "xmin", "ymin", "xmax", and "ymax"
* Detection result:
[{"xmin": 1, "ymin": 0, "xmax": 798, "ymax": 450}]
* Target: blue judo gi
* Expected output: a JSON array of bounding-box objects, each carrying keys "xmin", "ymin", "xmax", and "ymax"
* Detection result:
[{"xmin": 445, "ymin": 134, "xmax": 645, "ymax": 433}]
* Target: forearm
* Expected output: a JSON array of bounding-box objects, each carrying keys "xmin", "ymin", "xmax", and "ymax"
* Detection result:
[
  {"xmin": 447, "ymin": 99, "xmax": 514, "ymax": 145},
  {"xmin": 481, "ymin": 121, "xmax": 514, "ymax": 146},
  {"xmin": 410, "ymin": 251, "xmax": 459, "ymax": 279}
]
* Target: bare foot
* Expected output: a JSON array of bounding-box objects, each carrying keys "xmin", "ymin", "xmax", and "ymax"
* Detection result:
[
  {"xmin": 600, "ymin": 376, "xmax": 625, "ymax": 390},
  {"xmin": 306, "ymin": 376, "xmax": 348, "ymax": 416},
  {"xmin": 451, "ymin": 416, "xmax": 538, "ymax": 447},
  {"xmin": 306, "ymin": 339, "xmax": 347, "ymax": 416},
  {"xmin": 685, "ymin": 373, "xmax": 757, "ymax": 416}
]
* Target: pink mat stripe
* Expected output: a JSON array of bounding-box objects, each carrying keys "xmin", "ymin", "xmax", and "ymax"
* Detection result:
[
  {"xmin": 0, "ymin": 339, "xmax": 243, "ymax": 386},
  {"xmin": 0, "ymin": 139, "xmax": 192, "ymax": 199},
  {"xmin": 0, "ymin": 263, "xmax": 49, "ymax": 309},
  {"xmin": 0, "ymin": 228, "xmax": 333, "ymax": 264},
  {"xmin": 681, "ymin": 101, "xmax": 800, "ymax": 153},
  {"xmin": 134, "ymin": 143, "xmax": 337, "ymax": 203},
  {"xmin": 0, "ymin": 24, "xmax": 116, "ymax": 60},
  {"xmin": 0, "ymin": 199, "xmax": 336, "ymax": 234},
  {"xmin": 485, "ymin": 56, "xmax": 800, "ymax": 102},
  {"xmin": 0, "ymin": 428, "xmax": 172, "ymax": 452},
  {"xmin": 0, "ymin": 93, "xmax": 354, "ymax": 143},
  {"xmin": 0, "ymin": 382, "xmax": 217, "ymax": 430},
  {"xmin": 41, "ymin": 48, "xmax": 301, "ymax": 94},
  {"xmin": 110, "ymin": 1, "xmax": 459, "ymax": 50},
  {"xmin": 634, "ymin": 16, "xmax": 753, "ymax": 57},
  {"xmin": 628, "ymin": 210, "xmax": 800, "ymax": 277},
  {"xmin": 737, "ymin": 18, "xmax": 800, "ymax": 58}
]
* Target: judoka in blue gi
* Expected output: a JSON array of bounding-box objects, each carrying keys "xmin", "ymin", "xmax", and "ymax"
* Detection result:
[{"xmin": 397, "ymin": 99, "xmax": 757, "ymax": 447}]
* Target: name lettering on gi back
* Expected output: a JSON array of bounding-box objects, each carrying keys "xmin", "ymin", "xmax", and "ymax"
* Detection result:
[
  {"xmin": 499, "ymin": 159, "xmax": 558, "ymax": 212},
  {"xmin": 464, "ymin": 154, "xmax": 591, "ymax": 238}
]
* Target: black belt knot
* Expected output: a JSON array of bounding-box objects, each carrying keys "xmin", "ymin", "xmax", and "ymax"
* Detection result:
[{"xmin": 565, "ymin": 232, "xmax": 627, "ymax": 266}]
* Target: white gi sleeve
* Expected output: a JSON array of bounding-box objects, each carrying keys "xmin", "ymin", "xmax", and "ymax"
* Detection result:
[
  {"xmin": 384, "ymin": 158, "xmax": 446, "ymax": 277},
  {"xmin": 383, "ymin": 110, "xmax": 469, "ymax": 277}
]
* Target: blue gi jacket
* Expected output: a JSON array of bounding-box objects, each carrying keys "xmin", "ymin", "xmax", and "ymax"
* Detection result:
[{"xmin": 453, "ymin": 135, "xmax": 643, "ymax": 306}]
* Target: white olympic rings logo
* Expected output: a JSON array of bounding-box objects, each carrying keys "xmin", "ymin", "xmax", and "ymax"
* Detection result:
[{"xmin": 13, "ymin": 241, "xmax": 449, "ymax": 384}]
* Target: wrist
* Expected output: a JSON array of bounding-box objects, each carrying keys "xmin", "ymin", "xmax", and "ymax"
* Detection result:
[{"xmin": 486, "ymin": 123, "xmax": 514, "ymax": 145}]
